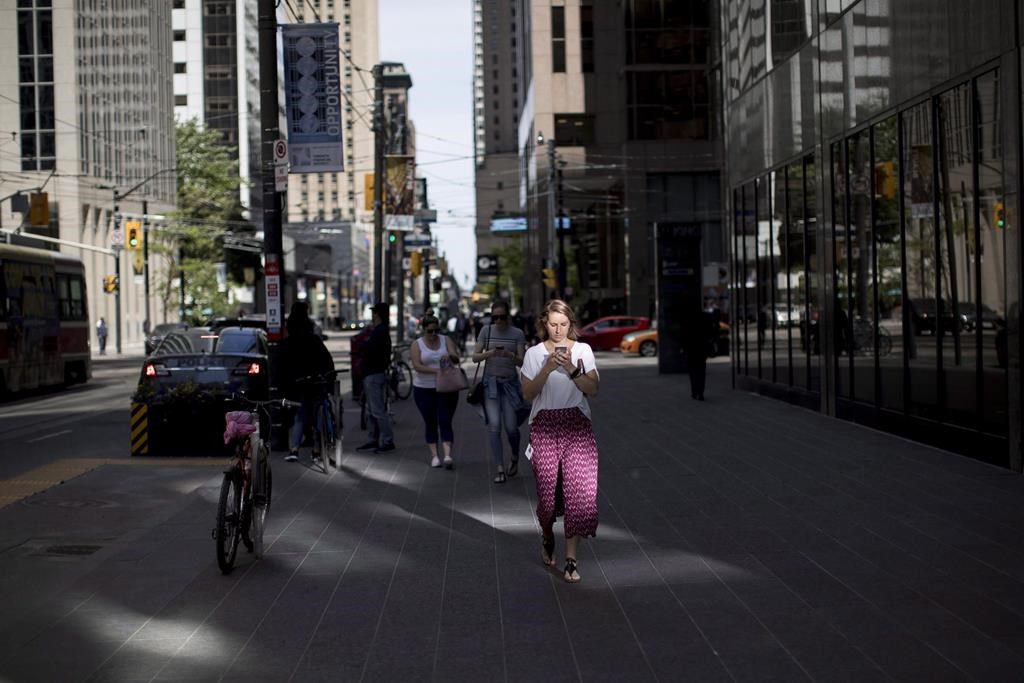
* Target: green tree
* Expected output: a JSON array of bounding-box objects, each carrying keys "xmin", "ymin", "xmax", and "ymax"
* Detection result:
[{"xmin": 155, "ymin": 119, "xmax": 252, "ymax": 323}]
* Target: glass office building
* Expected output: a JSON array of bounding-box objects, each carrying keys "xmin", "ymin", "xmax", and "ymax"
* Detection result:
[{"xmin": 722, "ymin": 0, "xmax": 1022, "ymax": 469}]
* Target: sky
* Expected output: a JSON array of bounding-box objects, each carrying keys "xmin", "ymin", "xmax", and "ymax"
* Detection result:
[{"xmin": 379, "ymin": 0, "xmax": 478, "ymax": 291}]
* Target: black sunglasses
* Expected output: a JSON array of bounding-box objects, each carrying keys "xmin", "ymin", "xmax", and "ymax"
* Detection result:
[
  {"xmin": 492, "ymin": 313, "xmax": 509, "ymax": 321},
  {"xmin": 425, "ymin": 327, "xmax": 439, "ymax": 333}
]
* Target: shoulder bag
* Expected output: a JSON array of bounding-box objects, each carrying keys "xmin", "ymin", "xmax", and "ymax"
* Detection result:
[
  {"xmin": 466, "ymin": 325, "xmax": 490, "ymax": 405},
  {"xmin": 436, "ymin": 341, "xmax": 469, "ymax": 393}
]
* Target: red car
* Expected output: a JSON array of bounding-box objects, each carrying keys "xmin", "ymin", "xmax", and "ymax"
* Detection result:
[{"xmin": 577, "ymin": 316, "xmax": 652, "ymax": 350}]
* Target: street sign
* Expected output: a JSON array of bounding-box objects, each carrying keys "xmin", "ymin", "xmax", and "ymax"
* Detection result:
[
  {"xmin": 403, "ymin": 233, "xmax": 432, "ymax": 248},
  {"xmin": 273, "ymin": 139, "xmax": 288, "ymax": 162},
  {"xmin": 477, "ymin": 254, "xmax": 498, "ymax": 276},
  {"xmin": 275, "ymin": 162, "xmax": 288, "ymax": 192},
  {"xmin": 401, "ymin": 257, "xmax": 411, "ymax": 270},
  {"xmin": 111, "ymin": 229, "xmax": 124, "ymax": 247},
  {"xmin": 264, "ymin": 258, "xmax": 282, "ymax": 341}
]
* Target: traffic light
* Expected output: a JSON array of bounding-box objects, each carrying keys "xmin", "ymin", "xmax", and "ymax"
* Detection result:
[
  {"xmin": 28, "ymin": 192, "xmax": 49, "ymax": 227},
  {"xmin": 103, "ymin": 275, "xmax": 119, "ymax": 293},
  {"xmin": 125, "ymin": 221, "xmax": 142, "ymax": 250},
  {"xmin": 994, "ymin": 201, "xmax": 1005, "ymax": 229},
  {"xmin": 410, "ymin": 250, "xmax": 422, "ymax": 277},
  {"xmin": 388, "ymin": 232, "xmax": 397, "ymax": 244},
  {"xmin": 542, "ymin": 267, "xmax": 557, "ymax": 290}
]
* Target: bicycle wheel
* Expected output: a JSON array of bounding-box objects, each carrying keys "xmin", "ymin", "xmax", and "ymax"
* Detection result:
[
  {"xmin": 215, "ymin": 471, "xmax": 243, "ymax": 574},
  {"xmin": 251, "ymin": 446, "xmax": 272, "ymax": 558},
  {"xmin": 878, "ymin": 331, "xmax": 893, "ymax": 356},
  {"xmin": 393, "ymin": 361, "xmax": 413, "ymax": 400}
]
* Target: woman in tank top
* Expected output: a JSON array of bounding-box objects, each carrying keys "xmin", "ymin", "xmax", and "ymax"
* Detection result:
[{"xmin": 410, "ymin": 314, "xmax": 462, "ymax": 469}]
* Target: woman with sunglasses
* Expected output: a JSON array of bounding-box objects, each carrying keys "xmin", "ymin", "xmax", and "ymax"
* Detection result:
[
  {"xmin": 409, "ymin": 314, "xmax": 462, "ymax": 469},
  {"xmin": 521, "ymin": 299, "xmax": 600, "ymax": 583},
  {"xmin": 471, "ymin": 300, "xmax": 527, "ymax": 483}
]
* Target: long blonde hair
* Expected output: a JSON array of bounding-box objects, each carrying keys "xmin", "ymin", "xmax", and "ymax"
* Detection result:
[{"xmin": 536, "ymin": 299, "xmax": 579, "ymax": 341}]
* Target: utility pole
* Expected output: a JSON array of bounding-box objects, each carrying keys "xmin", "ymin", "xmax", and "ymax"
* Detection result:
[
  {"xmin": 556, "ymin": 162, "xmax": 567, "ymax": 299},
  {"xmin": 258, "ymin": 0, "xmax": 284, "ymax": 345},
  {"xmin": 142, "ymin": 199, "xmax": 150, "ymax": 331},
  {"xmin": 396, "ymin": 233, "xmax": 405, "ymax": 342},
  {"xmin": 545, "ymin": 135, "xmax": 557, "ymax": 301},
  {"xmin": 112, "ymin": 190, "xmax": 123, "ymax": 354},
  {"xmin": 373, "ymin": 63, "xmax": 385, "ymax": 303}
]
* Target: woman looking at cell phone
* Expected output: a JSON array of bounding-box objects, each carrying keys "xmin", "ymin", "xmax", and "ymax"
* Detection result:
[
  {"xmin": 520, "ymin": 299, "xmax": 600, "ymax": 583},
  {"xmin": 471, "ymin": 300, "xmax": 527, "ymax": 483}
]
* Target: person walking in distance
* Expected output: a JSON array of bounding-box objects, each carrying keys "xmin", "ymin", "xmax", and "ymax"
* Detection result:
[
  {"xmin": 521, "ymin": 299, "xmax": 600, "ymax": 583},
  {"xmin": 96, "ymin": 317, "xmax": 108, "ymax": 355},
  {"xmin": 409, "ymin": 314, "xmax": 461, "ymax": 469},
  {"xmin": 355, "ymin": 302, "xmax": 396, "ymax": 453},
  {"xmin": 471, "ymin": 300, "xmax": 526, "ymax": 483},
  {"xmin": 683, "ymin": 307, "xmax": 710, "ymax": 401}
]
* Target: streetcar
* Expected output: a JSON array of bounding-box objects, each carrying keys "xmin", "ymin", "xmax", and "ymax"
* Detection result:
[{"xmin": 0, "ymin": 243, "xmax": 91, "ymax": 394}]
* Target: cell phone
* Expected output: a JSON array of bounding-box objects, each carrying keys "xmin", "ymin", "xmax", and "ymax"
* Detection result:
[{"xmin": 555, "ymin": 346, "xmax": 567, "ymax": 357}]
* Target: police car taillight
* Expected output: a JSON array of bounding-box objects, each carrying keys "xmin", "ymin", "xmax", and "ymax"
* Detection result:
[{"xmin": 144, "ymin": 363, "xmax": 169, "ymax": 377}]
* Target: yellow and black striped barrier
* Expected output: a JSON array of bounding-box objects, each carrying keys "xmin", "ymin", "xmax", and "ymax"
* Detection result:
[{"xmin": 130, "ymin": 403, "xmax": 149, "ymax": 456}]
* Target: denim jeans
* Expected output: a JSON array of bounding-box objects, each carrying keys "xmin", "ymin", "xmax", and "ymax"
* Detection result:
[
  {"xmin": 363, "ymin": 372, "xmax": 394, "ymax": 446},
  {"xmin": 484, "ymin": 376, "xmax": 522, "ymax": 466},
  {"xmin": 289, "ymin": 398, "xmax": 323, "ymax": 451}
]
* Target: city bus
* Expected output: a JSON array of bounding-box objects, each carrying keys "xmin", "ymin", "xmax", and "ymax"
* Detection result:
[{"xmin": 0, "ymin": 243, "xmax": 91, "ymax": 394}]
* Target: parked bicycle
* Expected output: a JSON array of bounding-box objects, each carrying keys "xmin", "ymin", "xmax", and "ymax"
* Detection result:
[
  {"xmin": 850, "ymin": 317, "xmax": 893, "ymax": 357},
  {"xmin": 292, "ymin": 369, "xmax": 345, "ymax": 472},
  {"xmin": 216, "ymin": 394, "xmax": 298, "ymax": 574}
]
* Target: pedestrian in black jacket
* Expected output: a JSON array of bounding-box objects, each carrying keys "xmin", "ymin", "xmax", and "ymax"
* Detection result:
[
  {"xmin": 355, "ymin": 302, "xmax": 396, "ymax": 453},
  {"xmin": 281, "ymin": 302, "xmax": 335, "ymax": 462}
]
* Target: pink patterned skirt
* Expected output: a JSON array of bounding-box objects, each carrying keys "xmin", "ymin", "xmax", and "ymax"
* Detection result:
[{"xmin": 530, "ymin": 407, "xmax": 599, "ymax": 538}]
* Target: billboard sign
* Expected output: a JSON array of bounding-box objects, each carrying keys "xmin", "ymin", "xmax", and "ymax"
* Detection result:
[
  {"xmin": 385, "ymin": 155, "xmax": 415, "ymax": 215},
  {"xmin": 490, "ymin": 216, "xmax": 527, "ymax": 232},
  {"xmin": 282, "ymin": 23, "xmax": 344, "ymax": 173}
]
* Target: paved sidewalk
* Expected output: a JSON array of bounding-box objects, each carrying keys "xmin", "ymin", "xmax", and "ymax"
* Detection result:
[{"xmin": 2, "ymin": 355, "xmax": 1024, "ymax": 681}]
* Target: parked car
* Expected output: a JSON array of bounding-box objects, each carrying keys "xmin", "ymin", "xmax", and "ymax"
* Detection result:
[
  {"xmin": 208, "ymin": 314, "xmax": 266, "ymax": 332},
  {"xmin": 763, "ymin": 304, "xmax": 802, "ymax": 327},
  {"xmin": 957, "ymin": 301, "xmax": 1002, "ymax": 331},
  {"xmin": 619, "ymin": 320, "xmax": 730, "ymax": 358},
  {"xmin": 133, "ymin": 327, "xmax": 269, "ymax": 455},
  {"xmin": 144, "ymin": 322, "xmax": 189, "ymax": 355},
  {"xmin": 577, "ymin": 316, "xmax": 652, "ymax": 350},
  {"xmin": 909, "ymin": 298, "xmax": 963, "ymax": 336}
]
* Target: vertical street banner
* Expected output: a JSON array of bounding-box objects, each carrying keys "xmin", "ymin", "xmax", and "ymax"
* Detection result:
[
  {"xmin": 282, "ymin": 23, "xmax": 344, "ymax": 173},
  {"xmin": 385, "ymin": 155, "xmax": 416, "ymax": 230},
  {"xmin": 265, "ymin": 257, "xmax": 282, "ymax": 341}
]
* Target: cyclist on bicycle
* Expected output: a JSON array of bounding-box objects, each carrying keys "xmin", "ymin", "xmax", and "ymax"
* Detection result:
[{"xmin": 280, "ymin": 302, "xmax": 336, "ymax": 463}]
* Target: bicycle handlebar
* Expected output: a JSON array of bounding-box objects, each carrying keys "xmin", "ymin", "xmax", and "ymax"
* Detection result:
[{"xmin": 229, "ymin": 394, "xmax": 301, "ymax": 410}]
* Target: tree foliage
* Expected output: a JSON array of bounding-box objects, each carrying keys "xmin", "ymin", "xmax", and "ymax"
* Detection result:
[{"xmin": 154, "ymin": 119, "xmax": 250, "ymax": 323}]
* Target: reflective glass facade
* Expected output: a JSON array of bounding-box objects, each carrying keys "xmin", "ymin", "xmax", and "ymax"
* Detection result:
[{"xmin": 723, "ymin": 0, "xmax": 1022, "ymax": 469}]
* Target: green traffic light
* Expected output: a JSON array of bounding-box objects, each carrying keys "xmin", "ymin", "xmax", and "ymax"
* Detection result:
[{"xmin": 388, "ymin": 233, "xmax": 396, "ymax": 243}]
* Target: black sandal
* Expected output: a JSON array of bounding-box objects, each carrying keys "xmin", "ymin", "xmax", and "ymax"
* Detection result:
[
  {"xmin": 507, "ymin": 455, "xmax": 519, "ymax": 477},
  {"xmin": 541, "ymin": 535, "xmax": 556, "ymax": 567},
  {"xmin": 493, "ymin": 470, "xmax": 507, "ymax": 484},
  {"xmin": 563, "ymin": 557, "xmax": 580, "ymax": 583}
]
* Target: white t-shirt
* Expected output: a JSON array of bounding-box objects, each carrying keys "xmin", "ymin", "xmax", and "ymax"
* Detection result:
[{"xmin": 521, "ymin": 341, "xmax": 598, "ymax": 424}]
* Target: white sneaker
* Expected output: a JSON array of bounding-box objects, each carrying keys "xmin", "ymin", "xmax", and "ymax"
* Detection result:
[{"xmin": 430, "ymin": 455, "xmax": 441, "ymax": 468}]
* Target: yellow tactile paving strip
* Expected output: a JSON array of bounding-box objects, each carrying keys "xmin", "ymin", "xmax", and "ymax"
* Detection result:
[{"xmin": 0, "ymin": 457, "xmax": 226, "ymax": 510}]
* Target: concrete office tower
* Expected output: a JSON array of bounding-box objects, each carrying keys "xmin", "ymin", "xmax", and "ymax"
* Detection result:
[
  {"xmin": 515, "ymin": 0, "xmax": 724, "ymax": 318},
  {"xmin": 473, "ymin": 0, "xmax": 523, "ymax": 280},
  {"xmin": 0, "ymin": 0, "xmax": 177, "ymax": 351},
  {"xmin": 171, "ymin": 0, "xmax": 283, "ymax": 216}
]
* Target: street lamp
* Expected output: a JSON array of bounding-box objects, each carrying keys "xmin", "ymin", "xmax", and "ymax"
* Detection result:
[{"xmin": 99, "ymin": 167, "xmax": 176, "ymax": 354}]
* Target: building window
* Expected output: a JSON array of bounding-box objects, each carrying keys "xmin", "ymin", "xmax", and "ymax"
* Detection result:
[
  {"xmin": 555, "ymin": 114, "xmax": 595, "ymax": 146},
  {"xmin": 625, "ymin": 0, "xmax": 710, "ymax": 66},
  {"xmin": 552, "ymin": 6, "xmax": 566, "ymax": 72},
  {"xmin": 174, "ymin": 62, "xmax": 187, "ymax": 74},
  {"xmin": 581, "ymin": 5, "xmax": 594, "ymax": 72},
  {"xmin": 17, "ymin": 4, "xmax": 55, "ymax": 172},
  {"xmin": 204, "ymin": 1, "xmax": 233, "ymax": 15},
  {"xmin": 175, "ymin": 94, "xmax": 188, "ymax": 106},
  {"xmin": 204, "ymin": 34, "xmax": 234, "ymax": 48},
  {"xmin": 173, "ymin": 0, "xmax": 185, "ymax": 7},
  {"xmin": 627, "ymin": 71, "xmax": 710, "ymax": 140},
  {"xmin": 173, "ymin": 30, "xmax": 186, "ymax": 42}
]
